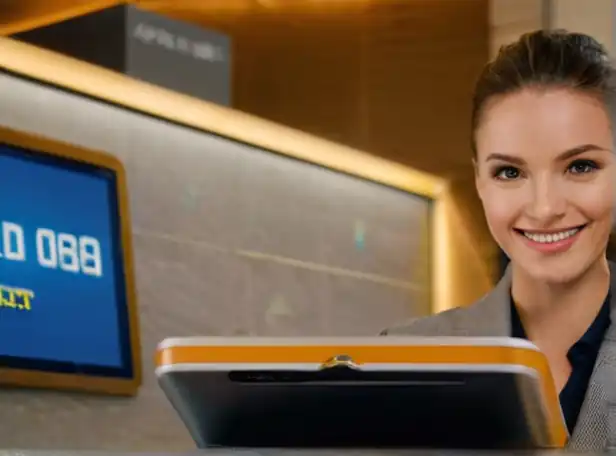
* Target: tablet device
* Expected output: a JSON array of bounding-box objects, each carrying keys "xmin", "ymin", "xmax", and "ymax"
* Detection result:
[{"xmin": 156, "ymin": 337, "xmax": 567, "ymax": 449}]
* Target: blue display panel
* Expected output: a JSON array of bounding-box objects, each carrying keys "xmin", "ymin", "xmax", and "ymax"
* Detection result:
[{"xmin": 0, "ymin": 143, "xmax": 134, "ymax": 379}]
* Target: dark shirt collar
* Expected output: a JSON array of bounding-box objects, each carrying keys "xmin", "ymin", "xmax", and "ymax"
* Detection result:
[
  {"xmin": 575, "ymin": 295, "xmax": 611, "ymax": 350},
  {"xmin": 510, "ymin": 293, "xmax": 611, "ymax": 346}
]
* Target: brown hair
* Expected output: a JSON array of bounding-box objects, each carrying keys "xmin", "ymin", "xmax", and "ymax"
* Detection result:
[{"xmin": 471, "ymin": 29, "xmax": 616, "ymax": 152}]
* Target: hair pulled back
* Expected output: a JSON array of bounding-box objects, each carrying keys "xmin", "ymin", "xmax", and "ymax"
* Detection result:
[{"xmin": 471, "ymin": 29, "xmax": 616, "ymax": 152}]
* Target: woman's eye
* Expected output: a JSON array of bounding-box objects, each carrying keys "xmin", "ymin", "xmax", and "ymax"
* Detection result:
[
  {"xmin": 568, "ymin": 159, "xmax": 598, "ymax": 175},
  {"xmin": 494, "ymin": 166, "xmax": 521, "ymax": 180}
]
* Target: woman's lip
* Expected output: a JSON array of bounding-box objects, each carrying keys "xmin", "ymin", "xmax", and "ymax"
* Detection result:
[{"xmin": 514, "ymin": 225, "xmax": 586, "ymax": 254}]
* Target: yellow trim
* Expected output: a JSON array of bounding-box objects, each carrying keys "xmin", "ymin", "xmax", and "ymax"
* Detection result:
[
  {"xmin": 0, "ymin": 36, "xmax": 495, "ymax": 313},
  {"xmin": 0, "ymin": 125, "xmax": 141, "ymax": 396},
  {"xmin": 156, "ymin": 343, "xmax": 567, "ymax": 448}
]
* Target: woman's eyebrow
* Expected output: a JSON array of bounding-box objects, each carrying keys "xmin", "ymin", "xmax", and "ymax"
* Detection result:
[
  {"xmin": 556, "ymin": 144, "xmax": 610, "ymax": 161},
  {"xmin": 485, "ymin": 144, "xmax": 610, "ymax": 164},
  {"xmin": 485, "ymin": 153, "xmax": 525, "ymax": 165}
]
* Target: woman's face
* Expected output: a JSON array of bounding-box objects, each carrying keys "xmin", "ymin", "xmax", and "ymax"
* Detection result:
[{"xmin": 475, "ymin": 88, "xmax": 614, "ymax": 284}]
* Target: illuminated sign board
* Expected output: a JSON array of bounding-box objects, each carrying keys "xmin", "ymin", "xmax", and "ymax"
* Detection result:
[{"xmin": 0, "ymin": 126, "xmax": 140, "ymax": 396}]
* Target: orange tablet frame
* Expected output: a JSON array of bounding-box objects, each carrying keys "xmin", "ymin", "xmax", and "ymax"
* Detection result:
[
  {"xmin": 0, "ymin": 125, "xmax": 141, "ymax": 396},
  {"xmin": 157, "ymin": 337, "xmax": 567, "ymax": 448}
]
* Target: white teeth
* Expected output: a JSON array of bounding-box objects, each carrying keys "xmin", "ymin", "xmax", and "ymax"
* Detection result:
[{"xmin": 523, "ymin": 228, "xmax": 580, "ymax": 244}]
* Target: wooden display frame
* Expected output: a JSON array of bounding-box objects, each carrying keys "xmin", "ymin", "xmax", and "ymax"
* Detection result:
[{"xmin": 0, "ymin": 125, "xmax": 141, "ymax": 396}]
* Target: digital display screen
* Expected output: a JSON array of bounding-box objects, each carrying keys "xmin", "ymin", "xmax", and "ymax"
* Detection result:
[{"xmin": 0, "ymin": 143, "xmax": 133, "ymax": 378}]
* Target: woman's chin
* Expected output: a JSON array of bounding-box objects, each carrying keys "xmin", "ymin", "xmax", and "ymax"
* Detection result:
[{"xmin": 515, "ymin": 257, "xmax": 591, "ymax": 285}]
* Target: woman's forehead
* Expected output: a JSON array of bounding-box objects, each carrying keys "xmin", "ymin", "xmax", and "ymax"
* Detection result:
[{"xmin": 475, "ymin": 88, "xmax": 613, "ymax": 161}]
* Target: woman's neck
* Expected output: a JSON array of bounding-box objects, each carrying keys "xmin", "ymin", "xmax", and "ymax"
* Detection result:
[{"xmin": 511, "ymin": 257, "xmax": 610, "ymax": 350}]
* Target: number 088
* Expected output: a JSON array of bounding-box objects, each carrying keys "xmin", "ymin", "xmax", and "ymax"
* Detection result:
[{"xmin": 36, "ymin": 229, "xmax": 103, "ymax": 277}]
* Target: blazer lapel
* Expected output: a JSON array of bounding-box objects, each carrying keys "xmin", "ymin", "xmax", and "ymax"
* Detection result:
[{"xmin": 568, "ymin": 262, "xmax": 616, "ymax": 451}]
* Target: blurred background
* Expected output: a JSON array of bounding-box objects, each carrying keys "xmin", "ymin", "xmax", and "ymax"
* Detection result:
[{"xmin": 0, "ymin": 0, "xmax": 613, "ymax": 451}]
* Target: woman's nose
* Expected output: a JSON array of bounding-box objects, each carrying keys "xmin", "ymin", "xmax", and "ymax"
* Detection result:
[{"xmin": 526, "ymin": 179, "xmax": 566, "ymax": 222}]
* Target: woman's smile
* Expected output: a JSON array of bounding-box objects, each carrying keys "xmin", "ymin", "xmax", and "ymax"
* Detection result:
[{"xmin": 513, "ymin": 224, "xmax": 587, "ymax": 254}]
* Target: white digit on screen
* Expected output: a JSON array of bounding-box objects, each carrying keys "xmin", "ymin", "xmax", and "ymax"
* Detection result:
[
  {"xmin": 57, "ymin": 233, "xmax": 80, "ymax": 273},
  {"xmin": 79, "ymin": 236, "xmax": 103, "ymax": 277},
  {"xmin": 36, "ymin": 229, "xmax": 58, "ymax": 269},
  {"xmin": 2, "ymin": 222, "xmax": 25, "ymax": 261}
]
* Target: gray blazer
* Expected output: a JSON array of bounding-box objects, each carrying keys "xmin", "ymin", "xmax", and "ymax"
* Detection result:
[{"xmin": 382, "ymin": 263, "xmax": 616, "ymax": 451}]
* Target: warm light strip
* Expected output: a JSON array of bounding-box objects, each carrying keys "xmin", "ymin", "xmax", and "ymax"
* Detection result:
[
  {"xmin": 432, "ymin": 192, "xmax": 452, "ymax": 314},
  {"xmin": 0, "ymin": 38, "xmax": 444, "ymax": 199},
  {"xmin": 0, "ymin": 37, "xmax": 458, "ymax": 312},
  {"xmin": 135, "ymin": 0, "xmax": 373, "ymax": 12},
  {"xmin": 0, "ymin": 0, "xmax": 124, "ymax": 35}
]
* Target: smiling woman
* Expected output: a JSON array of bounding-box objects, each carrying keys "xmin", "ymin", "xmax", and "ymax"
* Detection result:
[{"xmin": 382, "ymin": 29, "xmax": 616, "ymax": 451}]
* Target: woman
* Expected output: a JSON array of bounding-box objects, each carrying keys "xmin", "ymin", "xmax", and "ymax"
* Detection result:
[{"xmin": 382, "ymin": 30, "xmax": 615, "ymax": 450}]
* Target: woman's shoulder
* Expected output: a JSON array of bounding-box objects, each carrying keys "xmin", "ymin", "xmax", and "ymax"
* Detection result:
[
  {"xmin": 380, "ymin": 303, "xmax": 493, "ymax": 336},
  {"xmin": 380, "ymin": 286, "xmax": 511, "ymax": 337},
  {"xmin": 379, "ymin": 306, "xmax": 470, "ymax": 336}
]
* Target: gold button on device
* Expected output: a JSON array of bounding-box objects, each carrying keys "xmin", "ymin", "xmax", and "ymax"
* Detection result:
[{"xmin": 320, "ymin": 354, "xmax": 359, "ymax": 370}]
